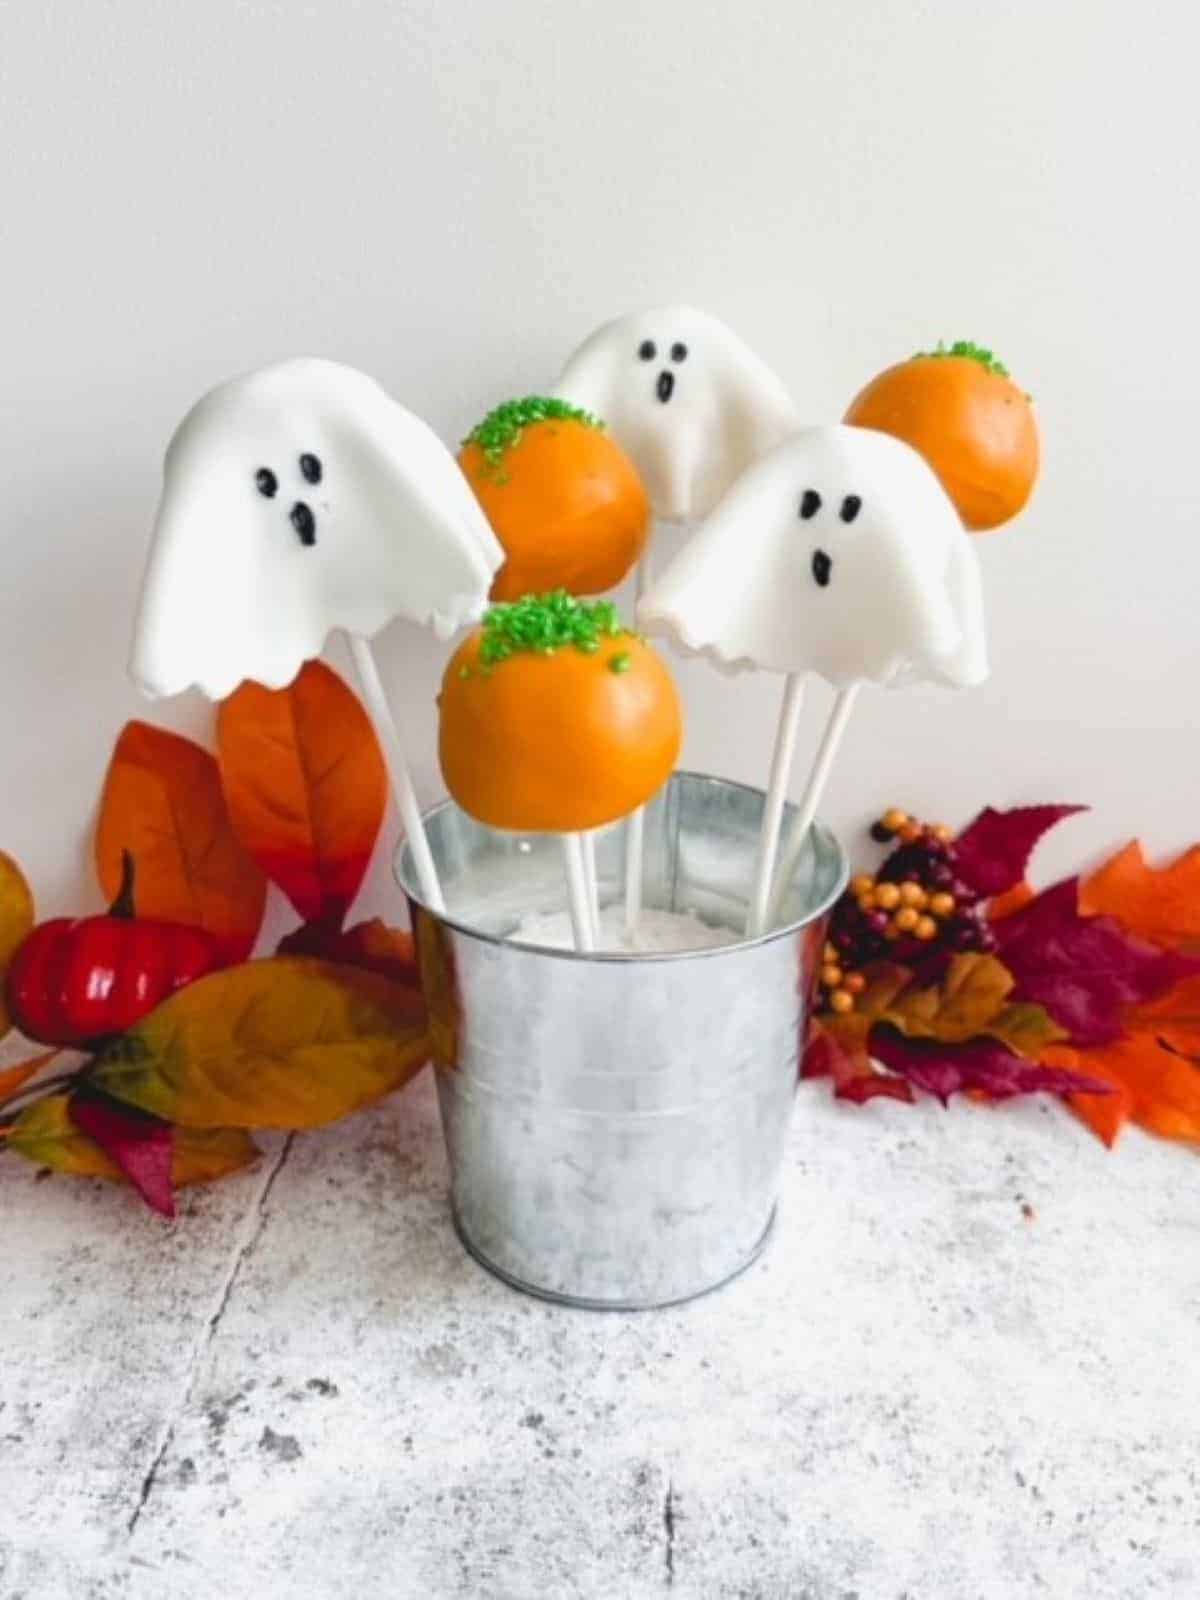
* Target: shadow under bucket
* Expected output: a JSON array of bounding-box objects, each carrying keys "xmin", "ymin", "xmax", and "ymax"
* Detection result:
[{"xmin": 397, "ymin": 771, "xmax": 848, "ymax": 1310}]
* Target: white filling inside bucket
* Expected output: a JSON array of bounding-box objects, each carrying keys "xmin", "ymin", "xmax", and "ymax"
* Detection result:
[{"xmin": 515, "ymin": 904, "xmax": 735, "ymax": 954}]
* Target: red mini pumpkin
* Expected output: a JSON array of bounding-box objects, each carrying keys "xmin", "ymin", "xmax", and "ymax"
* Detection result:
[{"xmin": 6, "ymin": 852, "xmax": 225, "ymax": 1047}]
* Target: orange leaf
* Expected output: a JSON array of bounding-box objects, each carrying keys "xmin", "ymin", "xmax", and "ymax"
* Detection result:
[
  {"xmin": 91, "ymin": 957, "xmax": 429, "ymax": 1129},
  {"xmin": 96, "ymin": 722, "xmax": 266, "ymax": 963},
  {"xmin": 1046, "ymin": 1026, "xmax": 1200, "ymax": 1149},
  {"xmin": 5, "ymin": 1093, "xmax": 260, "ymax": 1187},
  {"xmin": 1041, "ymin": 1044, "xmax": 1132, "ymax": 1147},
  {"xmin": 1125, "ymin": 975, "xmax": 1200, "ymax": 1060},
  {"xmin": 217, "ymin": 662, "xmax": 387, "ymax": 925},
  {"xmin": 1080, "ymin": 840, "xmax": 1200, "ymax": 952},
  {"xmin": 0, "ymin": 1051, "xmax": 58, "ymax": 1104},
  {"xmin": 989, "ymin": 881, "xmax": 1035, "ymax": 922}
]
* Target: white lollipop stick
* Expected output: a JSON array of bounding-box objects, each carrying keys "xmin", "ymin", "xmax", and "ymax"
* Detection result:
[
  {"xmin": 623, "ymin": 806, "xmax": 645, "ymax": 939},
  {"xmin": 768, "ymin": 684, "xmax": 860, "ymax": 925},
  {"xmin": 581, "ymin": 831, "xmax": 601, "ymax": 945},
  {"xmin": 746, "ymin": 673, "xmax": 806, "ymax": 937},
  {"xmin": 624, "ymin": 530, "xmax": 660, "ymax": 939},
  {"xmin": 562, "ymin": 834, "xmax": 595, "ymax": 953},
  {"xmin": 347, "ymin": 633, "xmax": 445, "ymax": 914}
]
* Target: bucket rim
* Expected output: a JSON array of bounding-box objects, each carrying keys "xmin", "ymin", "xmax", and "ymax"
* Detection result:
[{"xmin": 395, "ymin": 769, "xmax": 849, "ymax": 966}]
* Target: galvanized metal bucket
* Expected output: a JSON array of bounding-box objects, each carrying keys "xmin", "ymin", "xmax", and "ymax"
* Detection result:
[{"xmin": 396, "ymin": 771, "xmax": 847, "ymax": 1310}]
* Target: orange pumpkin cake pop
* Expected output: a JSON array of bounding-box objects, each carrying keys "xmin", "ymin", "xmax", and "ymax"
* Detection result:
[
  {"xmin": 439, "ymin": 591, "xmax": 681, "ymax": 833},
  {"xmin": 844, "ymin": 340, "xmax": 1039, "ymax": 532},
  {"xmin": 458, "ymin": 398, "xmax": 650, "ymax": 600}
]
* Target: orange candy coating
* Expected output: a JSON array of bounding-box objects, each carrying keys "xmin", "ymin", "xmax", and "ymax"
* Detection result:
[
  {"xmin": 459, "ymin": 401, "xmax": 650, "ymax": 601},
  {"xmin": 845, "ymin": 351, "xmax": 1039, "ymax": 532},
  {"xmin": 439, "ymin": 627, "xmax": 682, "ymax": 834}
]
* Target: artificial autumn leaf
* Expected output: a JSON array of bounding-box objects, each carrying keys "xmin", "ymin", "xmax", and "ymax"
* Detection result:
[
  {"xmin": 96, "ymin": 722, "xmax": 266, "ymax": 964},
  {"xmin": 90, "ymin": 958, "xmax": 429, "ymax": 1130},
  {"xmin": 0, "ymin": 1051, "xmax": 59, "ymax": 1106},
  {"xmin": 1046, "ymin": 1034, "xmax": 1200, "ymax": 1148},
  {"xmin": 5, "ymin": 1093, "xmax": 259, "ymax": 1190},
  {"xmin": 1040, "ymin": 1045, "xmax": 1133, "ymax": 1147},
  {"xmin": 0, "ymin": 851, "xmax": 35, "ymax": 1038},
  {"xmin": 992, "ymin": 878, "xmax": 1199, "ymax": 1046},
  {"xmin": 872, "ymin": 1029, "xmax": 1114, "ymax": 1106},
  {"xmin": 803, "ymin": 1017, "xmax": 914, "ymax": 1105},
  {"xmin": 217, "ymin": 662, "xmax": 388, "ymax": 925},
  {"xmin": 834, "ymin": 954, "xmax": 1065, "ymax": 1058},
  {"xmin": 1080, "ymin": 841, "xmax": 1200, "ymax": 953},
  {"xmin": 879, "ymin": 953, "xmax": 1066, "ymax": 1055},
  {"xmin": 277, "ymin": 919, "xmax": 419, "ymax": 988},
  {"xmin": 988, "ymin": 881, "xmax": 1035, "ymax": 922},
  {"xmin": 953, "ymin": 805, "xmax": 1086, "ymax": 898},
  {"xmin": 69, "ymin": 1091, "xmax": 175, "ymax": 1217},
  {"xmin": 1126, "ymin": 974, "xmax": 1200, "ymax": 1060}
]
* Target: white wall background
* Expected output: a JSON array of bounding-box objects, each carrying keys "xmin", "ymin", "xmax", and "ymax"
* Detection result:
[{"xmin": 2, "ymin": 0, "xmax": 1198, "ymax": 924}]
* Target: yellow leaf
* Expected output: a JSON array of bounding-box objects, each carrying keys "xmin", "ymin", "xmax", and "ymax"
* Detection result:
[
  {"xmin": 851, "ymin": 963, "xmax": 914, "ymax": 1021},
  {"xmin": 5, "ymin": 1094, "xmax": 260, "ymax": 1186},
  {"xmin": 865, "ymin": 953, "xmax": 1066, "ymax": 1057},
  {"xmin": 90, "ymin": 958, "xmax": 429, "ymax": 1129},
  {"xmin": 988, "ymin": 1002, "xmax": 1068, "ymax": 1058},
  {"xmin": 0, "ymin": 851, "xmax": 34, "ymax": 1039}
]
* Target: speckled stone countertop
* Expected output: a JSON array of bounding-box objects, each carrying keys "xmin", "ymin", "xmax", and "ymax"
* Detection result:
[{"xmin": 1, "ymin": 1070, "xmax": 1194, "ymax": 1599}]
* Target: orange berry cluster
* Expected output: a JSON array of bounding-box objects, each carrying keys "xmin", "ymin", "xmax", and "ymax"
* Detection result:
[
  {"xmin": 820, "ymin": 942, "xmax": 864, "ymax": 1013},
  {"xmin": 818, "ymin": 808, "xmax": 987, "ymax": 1017},
  {"xmin": 870, "ymin": 806, "xmax": 954, "ymax": 848}
]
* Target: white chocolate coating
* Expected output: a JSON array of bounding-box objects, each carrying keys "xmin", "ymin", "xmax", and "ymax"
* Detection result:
[
  {"xmin": 555, "ymin": 306, "xmax": 800, "ymax": 524},
  {"xmin": 130, "ymin": 358, "xmax": 503, "ymax": 700},
  {"xmin": 637, "ymin": 424, "xmax": 987, "ymax": 690}
]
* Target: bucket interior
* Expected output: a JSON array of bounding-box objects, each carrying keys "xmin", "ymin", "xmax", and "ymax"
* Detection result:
[{"xmin": 397, "ymin": 770, "xmax": 846, "ymax": 952}]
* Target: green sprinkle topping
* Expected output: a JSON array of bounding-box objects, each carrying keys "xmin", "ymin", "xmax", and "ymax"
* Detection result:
[
  {"xmin": 608, "ymin": 651, "xmax": 632, "ymax": 674},
  {"xmin": 463, "ymin": 395, "xmax": 604, "ymax": 474},
  {"xmin": 914, "ymin": 339, "xmax": 1010, "ymax": 378},
  {"xmin": 478, "ymin": 590, "xmax": 628, "ymax": 668}
]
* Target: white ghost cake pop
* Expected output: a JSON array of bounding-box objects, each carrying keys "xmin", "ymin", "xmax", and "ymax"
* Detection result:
[
  {"xmin": 130, "ymin": 357, "xmax": 503, "ymax": 913},
  {"xmin": 557, "ymin": 305, "xmax": 800, "ymax": 937},
  {"xmin": 131, "ymin": 357, "xmax": 502, "ymax": 700},
  {"xmin": 555, "ymin": 306, "xmax": 800, "ymax": 525},
  {"xmin": 638, "ymin": 424, "xmax": 987, "ymax": 936},
  {"xmin": 638, "ymin": 423, "xmax": 987, "ymax": 689}
]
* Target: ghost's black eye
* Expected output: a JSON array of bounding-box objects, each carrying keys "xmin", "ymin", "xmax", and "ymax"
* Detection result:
[
  {"xmin": 840, "ymin": 494, "xmax": 862, "ymax": 523},
  {"xmin": 799, "ymin": 489, "xmax": 822, "ymax": 519},
  {"xmin": 638, "ymin": 340, "xmax": 657, "ymax": 361},
  {"xmin": 670, "ymin": 342, "xmax": 688, "ymax": 362},
  {"xmin": 299, "ymin": 453, "xmax": 323, "ymax": 486},
  {"xmin": 255, "ymin": 467, "xmax": 278, "ymax": 499}
]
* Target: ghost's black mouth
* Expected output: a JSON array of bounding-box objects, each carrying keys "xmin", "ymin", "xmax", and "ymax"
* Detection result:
[
  {"xmin": 291, "ymin": 501, "xmax": 317, "ymax": 546},
  {"xmin": 811, "ymin": 549, "xmax": 832, "ymax": 588},
  {"xmin": 656, "ymin": 369, "xmax": 675, "ymax": 404}
]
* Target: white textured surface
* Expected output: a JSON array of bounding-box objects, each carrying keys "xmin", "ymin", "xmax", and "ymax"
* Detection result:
[{"xmin": 1, "ymin": 1069, "xmax": 1195, "ymax": 1599}]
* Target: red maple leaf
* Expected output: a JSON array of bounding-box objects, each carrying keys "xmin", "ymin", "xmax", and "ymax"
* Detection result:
[{"xmin": 992, "ymin": 878, "xmax": 1200, "ymax": 1046}]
